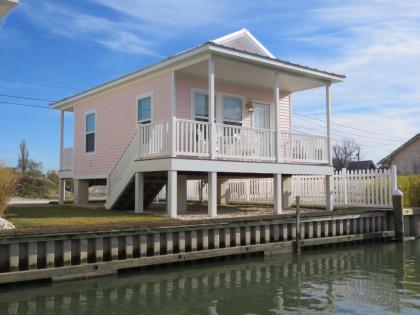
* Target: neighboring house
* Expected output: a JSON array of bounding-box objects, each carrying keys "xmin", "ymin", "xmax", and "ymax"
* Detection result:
[
  {"xmin": 379, "ymin": 133, "xmax": 420, "ymax": 175},
  {"xmin": 0, "ymin": 0, "xmax": 18, "ymax": 18},
  {"xmin": 347, "ymin": 160, "xmax": 376, "ymax": 171},
  {"xmin": 52, "ymin": 29, "xmax": 345, "ymax": 218}
]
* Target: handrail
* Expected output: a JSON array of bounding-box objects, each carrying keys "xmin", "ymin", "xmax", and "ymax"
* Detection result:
[{"xmin": 107, "ymin": 118, "xmax": 330, "ymax": 200}]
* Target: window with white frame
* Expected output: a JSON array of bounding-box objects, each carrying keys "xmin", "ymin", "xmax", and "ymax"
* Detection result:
[
  {"xmin": 194, "ymin": 92, "xmax": 209, "ymax": 122},
  {"xmin": 223, "ymin": 96, "xmax": 242, "ymax": 126},
  {"xmin": 137, "ymin": 96, "xmax": 152, "ymax": 124},
  {"xmin": 85, "ymin": 112, "xmax": 95, "ymax": 153}
]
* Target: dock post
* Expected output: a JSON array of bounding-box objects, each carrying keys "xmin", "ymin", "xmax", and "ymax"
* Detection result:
[
  {"xmin": 295, "ymin": 196, "xmax": 301, "ymax": 254},
  {"xmin": 392, "ymin": 189, "xmax": 404, "ymax": 241}
]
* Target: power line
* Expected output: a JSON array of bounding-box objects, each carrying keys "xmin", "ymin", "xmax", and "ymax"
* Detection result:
[
  {"xmin": 298, "ymin": 117, "xmax": 401, "ymax": 148},
  {"xmin": 0, "ymin": 77, "xmax": 80, "ymax": 91},
  {"xmin": 293, "ymin": 128, "xmax": 394, "ymax": 152},
  {"xmin": 0, "ymin": 101, "xmax": 50, "ymax": 109},
  {"xmin": 294, "ymin": 126, "xmax": 394, "ymax": 148},
  {"xmin": 294, "ymin": 113, "xmax": 406, "ymax": 141},
  {"xmin": 0, "ymin": 93, "xmax": 57, "ymax": 103}
]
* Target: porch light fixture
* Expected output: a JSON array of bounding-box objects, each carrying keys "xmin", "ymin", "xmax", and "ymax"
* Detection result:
[{"xmin": 247, "ymin": 102, "xmax": 254, "ymax": 113}]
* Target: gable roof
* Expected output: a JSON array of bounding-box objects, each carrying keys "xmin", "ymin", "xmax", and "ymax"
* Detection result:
[
  {"xmin": 347, "ymin": 160, "xmax": 376, "ymax": 170},
  {"xmin": 378, "ymin": 133, "xmax": 420, "ymax": 165},
  {"xmin": 51, "ymin": 29, "xmax": 345, "ymax": 109},
  {"xmin": 212, "ymin": 28, "xmax": 275, "ymax": 58}
]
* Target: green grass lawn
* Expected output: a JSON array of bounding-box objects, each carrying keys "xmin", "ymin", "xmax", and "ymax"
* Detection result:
[{"xmin": 5, "ymin": 205, "xmax": 169, "ymax": 229}]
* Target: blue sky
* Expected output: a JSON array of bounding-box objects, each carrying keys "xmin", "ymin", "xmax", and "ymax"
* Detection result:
[{"xmin": 1, "ymin": 0, "xmax": 419, "ymax": 170}]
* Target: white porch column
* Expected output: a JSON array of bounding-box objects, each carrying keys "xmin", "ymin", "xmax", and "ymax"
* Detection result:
[
  {"xmin": 74, "ymin": 179, "xmax": 89, "ymax": 205},
  {"xmin": 208, "ymin": 172, "xmax": 217, "ymax": 218},
  {"xmin": 391, "ymin": 164, "xmax": 398, "ymax": 191},
  {"xmin": 208, "ymin": 56, "xmax": 216, "ymax": 159},
  {"xmin": 170, "ymin": 70, "xmax": 177, "ymax": 158},
  {"xmin": 167, "ymin": 171, "xmax": 177, "ymax": 218},
  {"xmin": 60, "ymin": 110, "xmax": 64, "ymax": 169},
  {"xmin": 326, "ymin": 175, "xmax": 334, "ymax": 211},
  {"xmin": 325, "ymin": 84, "xmax": 334, "ymax": 211},
  {"xmin": 326, "ymin": 84, "xmax": 332, "ymax": 165},
  {"xmin": 217, "ymin": 178, "xmax": 229, "ymax": 205},
  {"xmin": 135, "ymin": 172, "xmax": 144, "ymax": 213},
  {"xmin": 274, "ymin": 173, "xmax": 283, "ymax": 214},
  {"xmin": 274, "ymin": 73, "xmax": 281, "ymax": 163},
  {"xmin": 177, "ymin": 175, "xmax": 187, "ymax": 212},
  {"xmin": 58, "ymin": 178, "xmax": 65, "ymax": 205}
]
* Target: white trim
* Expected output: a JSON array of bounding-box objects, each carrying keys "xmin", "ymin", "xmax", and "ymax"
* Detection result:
[
  {"xmin": 191, "ymin": 88, "xmax": 210, "ymax": 121},
  {"xmin": 84, "ymin": 109, "xmax": 96, "ymax": 155},
  {"xmin": 52, "ymin": 43, "xmax": 344, "ymax": 110},
  {"xmin": 136, "ymin": 91, "xmax": 154, "ymax": 124},
  {"xmin": 127, "ymin": 158, "xmax": 334, "ymax": 175},
  {"xmin": 191, "ymin": 88, "xmax": 245, "ymax": 125},
  {"xmin": 251, "ymin": 101, "xmax": 272, "ymax": 129},
  {"xmin": 73, "ymin": 174, "xmax": 108, "ymax": 180},
  {"xmin": 208, "ymin": 45, "xmax": 344, "ymax": 83},
  {"xmin": 51, "ymin": 48, "xmax": 210, "ymax": 109},
  {"xmin": 212, "ymin": 28, "xmax": 275, "ymax": 59}
]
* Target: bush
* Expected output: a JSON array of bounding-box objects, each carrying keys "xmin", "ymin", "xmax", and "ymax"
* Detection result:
[
  {"xmin": 398, "ymin": 175, "xmax": 420, "ymax": 208},
  {"xmin": 0, "ymin": 167, "xmax": 20, "ymax": 216},
  {"xmin": 15, "ymin": 175, "xmax": 58, "ymax": 199}
]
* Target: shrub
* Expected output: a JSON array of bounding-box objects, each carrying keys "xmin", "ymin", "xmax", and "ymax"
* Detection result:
[
  {"xmin": 0, "ymin": 167, "xmax": 20, "ymax": 217},
  {"xmin": 398, "ymin": 175, "xmax": 420, "ymax": 208}
]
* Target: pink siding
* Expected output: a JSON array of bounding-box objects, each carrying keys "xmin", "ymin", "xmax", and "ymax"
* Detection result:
[
  {"xmin": 73, "ymin": 71, "xmax": 172, "ymax": 177},
  {"xmin": 176, "ymin": 73, "xmax": 291, "ymax": 130},
  {"xmin": 73, "ymin": 71, "xmax": 291, "ymax": 178}
]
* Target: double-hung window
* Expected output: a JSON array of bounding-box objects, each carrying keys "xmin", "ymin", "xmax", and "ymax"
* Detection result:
[
  {"xmin": 194, "ymin": 92, "xmax": 209, "ymax": 122},
  {"xmin": 223, "ymin": 96, "xmax": 242, "ymax": 126},
  {"xmin": 85, "ymin": 112, "xmax": 96, "ymax": 153},
  {"xmin": 137, "ymin": 96, "xmax": 152, "ymax": 124}
]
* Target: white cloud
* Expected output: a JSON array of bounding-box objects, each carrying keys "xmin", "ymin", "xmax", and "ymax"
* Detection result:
[
  {"xmin": 289, "ymin": 0, "xmax": 420, "ymax": 162},
  {"xmin": 94, "ymin": 0, "xmax": 227, "ymax": 29},
  {"xmin": 20, "ymin": 1, "xmax": 159, "ymax": 56}
]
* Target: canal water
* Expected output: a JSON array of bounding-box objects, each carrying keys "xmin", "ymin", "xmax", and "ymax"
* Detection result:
[{"xmin": 0, "ymin": 240, "xmax": 419, "ymax": 314}]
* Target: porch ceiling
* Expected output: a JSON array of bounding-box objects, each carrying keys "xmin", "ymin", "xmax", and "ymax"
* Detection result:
[{"xmin": 178, "ymin": 56, "xmax": 327, "ymax": 93}]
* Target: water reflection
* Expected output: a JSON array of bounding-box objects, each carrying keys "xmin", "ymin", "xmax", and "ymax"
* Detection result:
[{"xmin": 0, "ymin": 240, "xmax": 419, "ymax": 314}]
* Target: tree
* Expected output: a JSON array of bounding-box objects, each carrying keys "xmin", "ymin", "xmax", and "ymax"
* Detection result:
[
  {"xmin": 332, "ymin": 139, "xmax": 362, "ymax": 171},
  {"xmin": 46, "ymin": 169, "xmax": 59, "ymax": 185},
  {"xmin": 0, "ymin": 164, "xmax": 20, "ymax": 217},
  {"xmin": 17, "ymin": 140, "xmax": 29, "ymax": 173}
]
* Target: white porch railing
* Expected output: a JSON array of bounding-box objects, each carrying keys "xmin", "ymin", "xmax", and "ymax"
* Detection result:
[
  {"xmin": 176, "ymin": 119, "xmax": 210, "ymax": 156},
  {"xmin": 108, "ymin": 118, "xmax": 331, "ymax": 198},
  {"xmin": 60, "ymin": 147, "xmax": 74, "ymax": 170},
  {"xmin": 215, "ymin": 124, "xmax": 276, "ymax": 161},
  {"xmin": 138, "ymin": 120, "xmax": 170, "ymax": 158},
  {"xmin": 279, "ymin": 132, "xmax": 329, "ymax": 163}
]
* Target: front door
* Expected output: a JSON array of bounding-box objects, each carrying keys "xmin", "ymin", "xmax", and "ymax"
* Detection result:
[{"xmin": 252, "ymin": 103, "xmax": 270, "ymax": 129}]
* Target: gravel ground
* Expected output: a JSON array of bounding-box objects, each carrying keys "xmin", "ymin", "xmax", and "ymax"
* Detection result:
[{"xmin": 145, "ymin": 202, "xmax": 324, "ymax": 220}]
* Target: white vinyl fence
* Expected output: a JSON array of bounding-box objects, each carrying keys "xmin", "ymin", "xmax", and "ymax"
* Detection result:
[
  {"xmin": 157, "ymin": 180, "xmax": 208, "ymax": 202},
  {"xmin": 228, "ymin": 178, "xmax": 273, "ymax": 203},
  {"xmin": 156, "ymin": 168, "xmax": 395, "ymax": 208},
  {"xmin": 292, "ymin": 168, "xmax": 394, "ymax": 208}
]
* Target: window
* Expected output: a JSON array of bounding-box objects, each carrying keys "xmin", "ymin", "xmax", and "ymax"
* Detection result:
[
  {"xmin": 194, "ymin": 92, "xmax": 209, "ymax": 121},
  {"xmin": 223, "ymin": 96, "xmax": 242, "ymax": 125},
  {"xmin": 85, "ymin": 112, "xmax": 95, "ymax": 153},
  {"xmin": 137, "ymin": 96, "xmax": 152, "ymax": 124}
]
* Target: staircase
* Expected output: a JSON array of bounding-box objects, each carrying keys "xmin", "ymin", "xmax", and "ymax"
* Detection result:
[
  {"xmin": 112, "ymin": 174, "xmax": 166, "ymax": 210},
  {"xmin": 104, "ymin": 121, "xmax": 170, "ymax": 210}
]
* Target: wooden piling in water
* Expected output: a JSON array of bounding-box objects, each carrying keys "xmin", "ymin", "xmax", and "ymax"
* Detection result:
[
  {"xmin": 295, "ymin": 196, "xmax": 301, "ymax": 254},
  {"xmin": 392, "ymin": 189, "xmax": 404, "ymax": 241}
]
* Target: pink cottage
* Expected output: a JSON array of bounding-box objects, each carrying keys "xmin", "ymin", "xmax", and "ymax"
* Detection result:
[{"xmin": 52, "ymin": 29, "xmax": 345, "ymax": 218}]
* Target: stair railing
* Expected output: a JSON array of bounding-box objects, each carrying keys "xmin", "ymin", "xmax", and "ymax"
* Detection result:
[
  {"xmin": 107, "ymin": 120, "xmax": 170, "ymax": 198},
  {"xmin": 108, "ymin": 126, "xmax": 141, "ymax": 196}
]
